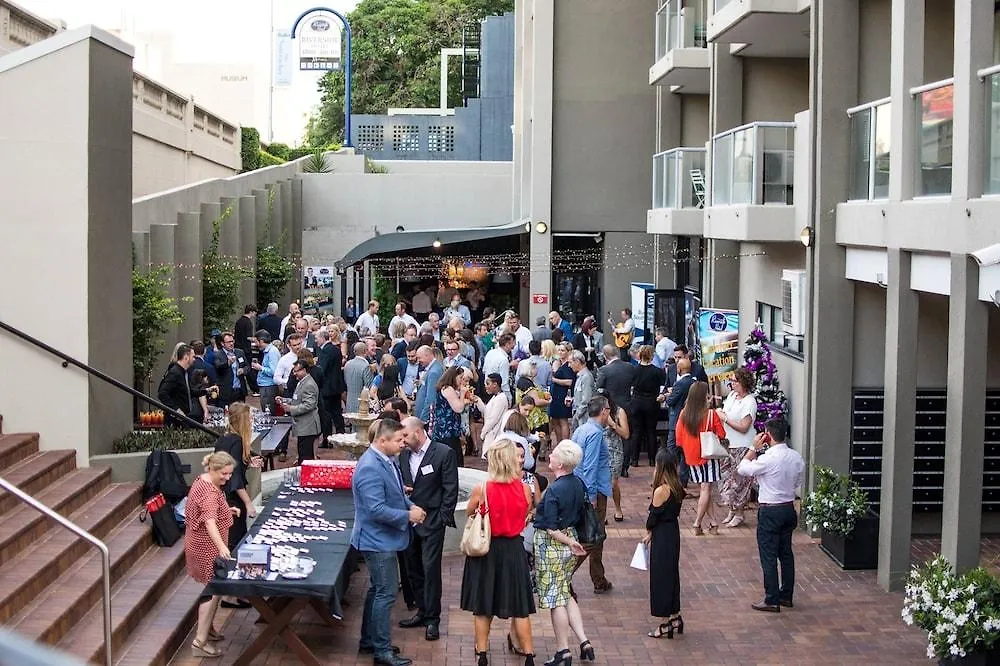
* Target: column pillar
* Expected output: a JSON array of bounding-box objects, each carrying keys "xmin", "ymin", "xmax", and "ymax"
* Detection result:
[
  {"xmin": 527, "ymin": 0, "xmax": 554, "ymax": 326},
  {"xmin": 238, "ymin": 196, "xmax": 257, "ymax": 312},
  {"xmin": 175, "ymin": 212, "xmax": 202, "ymax": 344},
  {"xmin": 951, "ymin": 0, "xmax": 993, "ymax": 201},
  {"xmin": 280, "ymin": 179, "xmax": 295, "ymax": 308},
  {"xmin": 199, "ymin": 202, "xmax": 222, "ymax": 258},
  {"xmin": 877, "ymin": 248, "xmax": 918, "ymax": 591},
  {"xmin": 252, "ymin": 188, "xmax": 271, "ymax": 250},
  {"xmin": 290, "ymin": 178, "xmax": 304, "ymax": 304},
  {"xmin": 941, "ymin": 254, "xmax": 989, "ymax": 573},
  {"xmin": 150, "ymin": 223, "xmax": 178, "ymax": 382},
  {"xmin": 887, "ymin": 0, "xmax": 924, "ymax": 201},
  {"xmin": 132, "ymin": 231, "xmax": 150, "ymax": 273},
  {"xmin": 268, "ymin": 183, "xmax": 284, "ymax": 248}
]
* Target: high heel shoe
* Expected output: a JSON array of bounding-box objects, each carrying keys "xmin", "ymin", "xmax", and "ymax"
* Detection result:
[
  {"xmin": 671, "ymin": 615, "xmax": 685, "ymax": 635},
  {"xmin": 725, "ymin": 515, "xmax": 745, "ymax": 528},
  {"xmin": 692, "ymin": 523, "xmax": 704, "ymax": 536},
  {"xmin": 477, "ymin": 650, "xmax": 489, "ymax": 666},
  {"xmin": 579, "ymin": 640, "xmax": 595, "ymax": 661},
  {"xmin": 507, "ymin": 633, "xmax": 528, "ymax": 656},
  {"xmin": 707, "ymin": 523, "xmax": 719, "ymax": 535},
  {"xmin": 646, "ymin": 622, "xmax": 673, "ymax": 639},
  {"xmin": 524, "ymin": 654, "xmax": 536, "ymax": 666},
  {"xmin": 543, "ymin": 649, "xmax": 571, "ymax": 666}
]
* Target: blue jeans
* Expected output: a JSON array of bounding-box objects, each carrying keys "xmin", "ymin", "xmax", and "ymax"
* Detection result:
[{"xmin": 360, "ymin": 550, "xmax": 399, "ymax": 657}]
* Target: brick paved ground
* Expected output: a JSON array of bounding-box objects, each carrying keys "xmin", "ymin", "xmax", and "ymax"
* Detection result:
[{"xmin": 169, "ymin": 437, "xmax": 936, "ymax": 666}]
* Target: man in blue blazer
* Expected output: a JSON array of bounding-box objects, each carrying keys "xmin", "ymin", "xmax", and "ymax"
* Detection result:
[
  {"xmin": 351, "ymin": 419, "xmax": 427, "ymax": 666},
  {"xmin": 666, "ymin": 357, "xmax": 696, "ymax": 484},
  {"xmin": 413, "ymin": 345, "xmax": 444, "ymax": 423}
]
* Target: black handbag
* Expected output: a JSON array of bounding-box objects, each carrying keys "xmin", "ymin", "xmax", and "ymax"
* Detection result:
[
  {"xmin": 576, "ymin": 477, "xmax": 607, "ymax": 547},
  {"xmin": 139, "ymin": 493, "xmax": 182, "ymax": 547}
]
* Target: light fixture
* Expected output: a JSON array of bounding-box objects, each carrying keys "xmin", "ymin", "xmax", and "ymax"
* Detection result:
[
  {"xmin": 524, "ymin": 222, "xmax": 531, "ymax": 232},
  {"xmin": 535, "ymin": 221, "xmax": 548, "ymax": 234},
  {"xmin": 432, "ymin": 238, "xmax": 442, "ymax": 248},
  {"xmin": 799, "ymin": 226, "xmax": 814, "ymax": 248},
  {"xmin": 395, "ymin": 225, "xmax": 405, "ymax": 233}
]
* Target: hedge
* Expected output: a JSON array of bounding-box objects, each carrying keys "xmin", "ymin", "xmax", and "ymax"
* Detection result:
[
  {"xmin": 241, "ymin": 127, "xmax": 261, "ymax": 172},
  {"xmin": 113, "ymin": 427, "xmax": 216, "ymax": 454}
]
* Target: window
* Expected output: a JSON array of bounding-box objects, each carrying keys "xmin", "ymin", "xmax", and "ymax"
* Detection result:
[{"xmin": 755, "ymin": 302, "xmax": 804, "ymax": 359}]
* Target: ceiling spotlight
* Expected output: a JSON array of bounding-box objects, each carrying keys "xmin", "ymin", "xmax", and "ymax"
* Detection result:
[
  {"xmin": 432, "ymin": 238, "xmax": 442, "ymax": 248},
  {"xmin": 536, "ymin": 221, "xmax": 548, "ymax": 234}
]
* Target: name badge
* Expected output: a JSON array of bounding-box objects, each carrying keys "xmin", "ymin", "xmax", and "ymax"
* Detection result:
[{"xmin": 421, "ymin": 464, "xmax": 434, "ymax": 475}]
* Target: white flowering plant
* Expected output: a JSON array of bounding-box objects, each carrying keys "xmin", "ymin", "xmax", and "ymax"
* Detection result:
[
  {"xmin": 902, "ymin": 556, "xmax": 1000, "ymax": 660},
  {"xmin": 802, "ymin": 466, "xmax": 870, "ymax": 536}
]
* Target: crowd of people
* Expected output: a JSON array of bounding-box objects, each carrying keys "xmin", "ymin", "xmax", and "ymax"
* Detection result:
[{"xmin": 171, "ymin": 292, "xmax": 805, "ymax": 666}]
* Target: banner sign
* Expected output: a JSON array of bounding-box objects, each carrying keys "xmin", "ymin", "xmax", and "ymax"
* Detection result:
[
  {"xmin": 298, "ymin": 11, "xmax": 342, "ymax": 71},
  {"xmin": 630, "ymin": 282, "xmax": 654, "ymax": 344},
  {"xmin": 273, "ymin": 30, "xmax": 294, "ymax": 86},
  {"xmin": 696, "ymin": 308, "xmax": 740, "ymax": 382},
  {"xmin": 303, "ymin": 266, "xmax": 335, "ymax": 309}
]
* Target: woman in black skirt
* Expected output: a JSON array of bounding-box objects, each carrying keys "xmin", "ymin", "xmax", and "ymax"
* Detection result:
[
  {"xmin": 461, "ymin": 439, "xmax": 536, "ymax": 666},
  {"xmin": 645, "ymin": 447, "xmax": 685, "ymax": 638}
]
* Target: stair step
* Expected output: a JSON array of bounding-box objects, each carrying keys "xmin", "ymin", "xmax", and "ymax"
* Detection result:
[
  {"xmin": 0, "ymin": 467, "xmax": 115, "ymax": 565},
  {"xmin": 0, "ymin": 450, "xmax": 77, "ymax": 513},
  {"xmin": 113, "ymin": 576, "xmax": 203, "ymax": 666},
  {"xmin": 58, "ymin": 535, "xmax": 188, "ymax": 664},
  {"xmin": 0, "ymin": 498, "xmax": 152, "ymax": 628},
  {"xmin": 0, "ymin": 433, "xmax": 39, "ymax": 471}
]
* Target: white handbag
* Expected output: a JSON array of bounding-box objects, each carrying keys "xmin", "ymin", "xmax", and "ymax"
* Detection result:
[{"xmin": 700, "ymin": 410, "xmax": 729, "ymax": 460}]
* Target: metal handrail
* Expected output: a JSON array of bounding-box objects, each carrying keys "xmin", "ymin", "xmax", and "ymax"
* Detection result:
[
  {"xmin": 846, "ymin": 96, "xmax": 891, "ymax": 117},
  {"xmin": 0, "ymin": 318, "xmax": 217, "ymax": 436},
  {"xmin": 909, "ymin": 77, "xmax": 954, "ymax": 96},
  {"xmin": 0, "ymin": 476, "xmax": 112, "ymax": 666}
]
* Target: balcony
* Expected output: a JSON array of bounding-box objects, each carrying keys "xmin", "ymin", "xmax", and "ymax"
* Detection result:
[
  {"xmin": 649, "ymin": 0, "xmax": 710, "ymax": 93},
  {"xmin": 846, "ymin": 98, "xmax": 891, "ymax": 200},
  {"xmin": 707, "ymin": 0, "xmax": 811, "ymax": 58},
  {"xmin": 647, "ymin": 148, "xmax": 707, "ymax": 236},
  {"xmin": 984, "ymin": 66, "xmax": 1000, "ymax": 195},
  {"xmin": 912, "ymin": 78, "xmax": 953, "ymax": 197},
  {"xmin": 705, "ymin": 121, "xmax": 799, "ymax": 242}
]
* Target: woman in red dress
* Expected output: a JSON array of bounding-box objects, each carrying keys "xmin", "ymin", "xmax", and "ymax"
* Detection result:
[
  {"xmin": 185, "ymin": 450, "xmax": 238, "ymax": 658},
  {"xmin": 676, "ymin": 381, "xmax": 727, "ymax": 536}
]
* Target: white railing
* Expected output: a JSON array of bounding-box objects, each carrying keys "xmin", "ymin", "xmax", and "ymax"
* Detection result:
[
  {"xmin": 711, "ymin": 121, "xmax": 795, "ymax": 206},
  {"xmin": 655, "ymin": 0, "xmax": 707, "ymax": 61},
  {"xmin": 910, "ymin": 77, "xmax": 954, "ymax": 197},
  {"xmin": 652, "ymin": 148, "xmax": 707, "ymax": 209},
  {"xmin": 846, "ymin": 97, "xmax": 891, "ymax": 200}
]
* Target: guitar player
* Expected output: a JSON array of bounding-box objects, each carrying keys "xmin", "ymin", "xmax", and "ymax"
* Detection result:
[{"xmin": 608, "ymin": 309, "xmax": 634, "ymax": 362}]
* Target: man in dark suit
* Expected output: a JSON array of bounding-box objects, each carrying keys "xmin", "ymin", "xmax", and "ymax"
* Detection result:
[
  {"xmin": 258, "ymin": 302, "xmax": 282, "ymax": 342},
  {"xmin": 666, "ymin": 357, "xmax": 696, "ymax": 485},
  {"xmin": 666, "ymin": 344, "xmax": 709, "ymax": 386},
  {"xmin": 397, "ymin": 417, "xmax": 458, "ymax": 642},
  {"xmin": 316, "ymin": 329, "xmax": 345, "ymax": 439},
  {"xmin": 596, "ymin": 343, "xmax": 637, "ymax": 472},
  {"xmin": 212, "ymin": 332, "xmax": 248, "ymax": 406},
  {"xmin": 234, "ymin": 305, "xmax": 258, "ymax": 392}
]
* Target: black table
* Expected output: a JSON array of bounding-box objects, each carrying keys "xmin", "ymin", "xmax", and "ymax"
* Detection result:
[
  {"xmin": 257, "ymin": 421, "xmax": 293, "ymax": 471},
  {"xmin": 204, "ymin": 484, "xmax": 357, "ymax": 666}
]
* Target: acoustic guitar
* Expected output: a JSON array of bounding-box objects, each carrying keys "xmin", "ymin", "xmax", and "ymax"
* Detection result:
[{"xmin": 608, "ymin": 313, "xmax": 633, "ymax": 349}]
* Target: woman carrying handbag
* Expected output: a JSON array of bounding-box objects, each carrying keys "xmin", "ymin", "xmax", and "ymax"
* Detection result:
[{"xmin": 675, "ymin": 381, "xmax": 728, "ymax": 535}]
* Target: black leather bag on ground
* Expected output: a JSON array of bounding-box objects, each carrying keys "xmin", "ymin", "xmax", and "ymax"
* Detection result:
[
  {"xmin": 139, "ymin": 494, "xmax": 182, "ymax": 547},
  {"xmin": 576, "ymin": 477, "xmax": 607, "ymax": 547}
]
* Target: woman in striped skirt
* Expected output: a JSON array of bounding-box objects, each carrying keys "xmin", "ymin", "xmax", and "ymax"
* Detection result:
[{"xmin": 675, "ymin": 381, "xmax": 727, "ymax": 536}]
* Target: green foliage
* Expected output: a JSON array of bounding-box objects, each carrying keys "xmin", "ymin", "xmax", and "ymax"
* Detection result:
[
  {"xmin": 112, "ymin": 427, "xmax": 215, "ymax": 454},
  {"xmin": 302, "ymin": 150, "xmax": 333, "ymax": 173},
  {"xmin": 132, "ymin": 266, "xmax": 185, "ymax": 386},
  {"xmin": 264, "ymin": 142, "xmax": 292, "ymax": 160},
  {"xmin": 259, "ymin": 149, "xmax": 286, "ymax": 167},
  {"xmin": 365, "ymin": 158, "xmax": 389, "ymax": 174},
  {"xmin": 287, "ymin": 143, "xmax": 342, "ymax": 161},
  {"xmin": 202, "ymin": 206, "xmax": 252, "ymax": 337},
  {"xmin": 241, "ymin": 127, "xmax": 261, "ymax": 172},
  {"xmin": 305, "ymin": 0, "xmax": 514, "ymax": 146},
  {"xmin": 801, "ymin": 466, "xmax": 870, "ymax": 536},
  {"xmin": 370, "ymin": 268, "xmax": 400, "ymax": 313},
  {"xmin": 257, "ymin": 244, "xmax": 294, "ymax": 306}
]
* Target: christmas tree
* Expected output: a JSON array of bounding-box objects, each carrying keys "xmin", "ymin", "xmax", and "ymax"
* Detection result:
[{"xmin": 743, "ymin": 325, "xmax": 789, "ymax": 432}]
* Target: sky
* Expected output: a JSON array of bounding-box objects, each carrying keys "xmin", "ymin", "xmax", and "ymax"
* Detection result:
[{"xmin": 20, "ymin": 0, "xmax": 359, "ymax": 144}]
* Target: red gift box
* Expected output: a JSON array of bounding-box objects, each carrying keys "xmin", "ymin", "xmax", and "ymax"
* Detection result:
[{"xmin": 301, "ymin": 460, "xmax": 357, "ymax": 489}]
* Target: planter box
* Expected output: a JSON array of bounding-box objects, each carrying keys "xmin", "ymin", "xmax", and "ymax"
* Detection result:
[
  {"xmin": 819, "ymin": 513, "xmax": 878, "ymax": 570},
  {"xmin": 939, "ymin": 649, "xmax": 1000, "ymax": 665}
]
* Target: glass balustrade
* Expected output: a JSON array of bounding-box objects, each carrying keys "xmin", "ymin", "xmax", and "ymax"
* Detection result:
[
  {"xmin": 914, "ymin": 80, "xmax": 953, "ymax": 196},
  {"xmin": 652, "ymin": 148, "xmax": 708, "ymax": 209},
  {"xmin": 986, "ymin": 70, "xmax": 1000, "ymax": 195},
  {"xmin": 710, "ymin": 122, "xmax": 795, "ymax": 206},
  {"xmin": 655, "ymin": 0, "xmax": 707, "ymax": 61},
  {"xmin": 847, "ymin": 99, "xmax": 891, "ymax": 200}
]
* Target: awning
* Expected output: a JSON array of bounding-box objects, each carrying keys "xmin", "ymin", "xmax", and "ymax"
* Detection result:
[{"xmin": 335, "ymin": 219, "xmax": 528, "ymax": 270}]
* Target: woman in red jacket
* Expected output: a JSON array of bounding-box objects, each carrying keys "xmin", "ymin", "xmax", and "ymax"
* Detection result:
[{"xmin": 675, "ymin": 381, "xmax": 726, "ymax": 535}]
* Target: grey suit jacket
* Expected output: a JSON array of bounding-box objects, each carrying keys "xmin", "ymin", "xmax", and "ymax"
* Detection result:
[
  {"xmin": 596, "ymin": 359, "xmax": 636, "ymax": 411},
  {"xmin": 287, "ymin": 374, "xmax": 321, "ymax": 436},
  {"xmin": 572, "ymin": 368, "xmax": 596, "ymax": 429},
  {"xmin": 344, "ymin": 357, "xmax": 374, "ymax": 413}
]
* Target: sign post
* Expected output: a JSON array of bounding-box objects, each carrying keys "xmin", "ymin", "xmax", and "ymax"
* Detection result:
[{"xmin": 291, "ymin": 7, "xmax": 353, "ymax": 147}]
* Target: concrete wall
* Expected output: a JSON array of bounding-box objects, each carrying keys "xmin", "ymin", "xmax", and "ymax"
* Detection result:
[
  {"xmin": 551, "ymin": 0, "xmax": 657, "ymax": 233},
  {"xmin": 0, "ymin": 28, "xmax": 134, "ymax": 465},
  {"xmin": 601, "ymin": 231, "xmax": 661, "ymax": 325},
  {"xmin": 923, "ymin": 0, "xmax": 954, "ymax": 83},
  {"xmin": 300, "ymin": 158, "xmax": 514, "ymax": 265},
  {"xmin": 681, "ymin": 94, "xmax": 711, "ymax": 147},
  {"xmin": 858, "ymin": 0, "xmax": 891, "ymax": 102},
  {"xmin": 741, "ymin": 58, "xmax": 810, "ymax": 124}
]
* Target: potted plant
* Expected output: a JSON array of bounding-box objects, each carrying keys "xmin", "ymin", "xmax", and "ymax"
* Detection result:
[
  {"xmin": 802, "ymin": 466, "xmax": 878, "ymax": 570},
  {"xmin": 902, "ymin": 556, "xmax": 1000, "ymax": 664}
]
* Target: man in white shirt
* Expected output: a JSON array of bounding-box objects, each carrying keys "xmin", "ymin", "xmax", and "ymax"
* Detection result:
[
  {"xmin": 482, "ymin": 333, "xmax": 516, "ymax": 399},
  {"xmin": 355, "ymin": 300, "xmax": 381, "ymax": 336},
  {"xmin": 279, "ymin": 302, "xmax": 300, "ymax": 341},
  {"xmin": 275, "ymin": 333, "xmax": 305, "ymax": 389},
  {"xmin": 477, "ymin": 373, "xmax": 510, "ymax": 454},
  {"xmin": 427, "ymin": 312, "xmax": 443, "ymax": 342},
  {"xmin": 390, "ymin": 302, "xmax": 419, "ymax": 333},
  {"xmin": 502, "ymin": 313, "xmax": 533, "ymax": 359},
  {"xmin": 737, "ymin": 418, "xmax": 804, "ymax": 613},
  {"xmin": 652, "ymin": 326, "xmax": 676, "ymax": 369},
  {"xmin": 411, "ymin": 287, "xmax": 433, "ymax": 321}
]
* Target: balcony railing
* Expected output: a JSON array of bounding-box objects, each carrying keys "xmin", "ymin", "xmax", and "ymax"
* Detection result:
[
  {"xmin": 846, "ymin": 97, "xmax": 891, "ymax": 200},
  {"xmin": 655, "ymin": 0, "xmax": 707, "ymax": 61},
  {"xmin": 911, "ymin": 78, "xmax": 954, "ymax": 197},
  {"xmin": 711, "ymin": 122, "xmax": 795, "ymax": 206},
  {"xmin": 652, "ymin": 148, "xmax": 707, "ymax": 209},
  {"xmin": 981, "ymin": 65, "xmax": 1000, "ymax": 195},
  {"xmin": 714, "ymin": 0, "xmax": 734, "ymax": 11}
]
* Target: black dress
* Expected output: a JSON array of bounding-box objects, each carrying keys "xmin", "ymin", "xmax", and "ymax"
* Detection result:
[
  {"xmin": 214, "ymin": 433, "xmax": 249, "ymax": 550},
  {"xmin": 647, "ymin": 491, "xmax": 681, "ymax": 618}
]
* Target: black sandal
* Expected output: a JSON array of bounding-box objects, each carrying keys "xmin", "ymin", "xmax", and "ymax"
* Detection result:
[{"xmin": 647, "ymin": 623, "xmax": 673, "ymax": 639}]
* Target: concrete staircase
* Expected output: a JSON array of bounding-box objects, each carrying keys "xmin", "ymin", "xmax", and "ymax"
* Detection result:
[{"xmin": 0, "ymin": 421, "xmax": 201, "ymax": 665}]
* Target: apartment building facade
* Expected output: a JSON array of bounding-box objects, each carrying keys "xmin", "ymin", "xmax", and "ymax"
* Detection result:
[{"xmin": 643, "ymin": 0, "xmax": 1000, "ymax": 590}]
